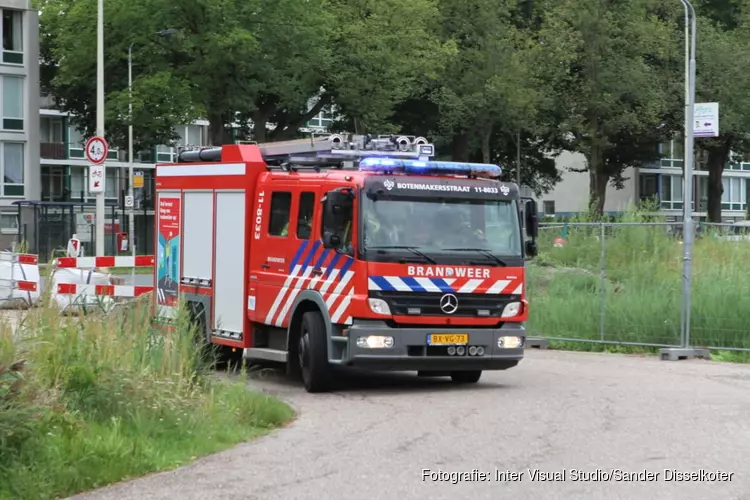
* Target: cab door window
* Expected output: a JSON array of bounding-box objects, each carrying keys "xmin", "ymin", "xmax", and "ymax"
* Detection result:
[
  {"xmin": 296, "ymin": 192, "xmax": 315, "ymax": 239},
  {"xmin": 268, "ymin": 191, "xmax": 292, "ymax": 237}
]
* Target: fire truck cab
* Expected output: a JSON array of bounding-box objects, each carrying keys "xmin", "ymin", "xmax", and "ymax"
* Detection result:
[{"xmin": 154, "ymin": 134, "xmax": 539, "ymax": 393}]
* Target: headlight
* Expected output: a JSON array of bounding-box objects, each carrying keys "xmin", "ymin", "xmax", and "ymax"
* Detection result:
[
  {"xmin": 497, "ymin": 336, "xmax": 523, "ymax": 349},
  {"xmin": 501, "ymin": 301, "xmax": 521, "ymax": 318},
  {"xmin": 356, "ymin": 336, "xmax": 394, "ymax": 348},
  {"xmin": 368, "ymin": 298, "xmax": 391, "ymax": 315}
]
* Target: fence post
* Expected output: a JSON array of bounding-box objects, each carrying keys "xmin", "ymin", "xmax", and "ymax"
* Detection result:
[{"xmin": 599, "ymin": 222, "xmax": 606, "ymax": 342}]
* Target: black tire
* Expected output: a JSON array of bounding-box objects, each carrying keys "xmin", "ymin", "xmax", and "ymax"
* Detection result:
[
  {"xmin": 450, "ymin": 370, "xmax": 482, "ymax": 384},
  {"xmin": 298, "ymin": 311, "xmax": 331, "ymax": 393}
]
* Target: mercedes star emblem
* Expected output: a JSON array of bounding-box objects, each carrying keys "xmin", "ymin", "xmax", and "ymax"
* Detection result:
[{"xmin": 439, "ymin": 293, "xmax": 459, "ymax": 314}]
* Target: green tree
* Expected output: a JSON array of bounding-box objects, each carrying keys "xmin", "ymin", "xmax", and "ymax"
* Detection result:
[
  {"xmin": 40, "ymin": 0, "xmax": 199, "ymax": 152},
  {"xmin": 690, "ymin": 5, "xmax": 750, "ymax": 221},
  {"xmin": 40, "ymin": 0, "xmax": 335, "ymax": 149},
  {"xmin": 534, "ymin": 0, "xmax": 681, "ymax": 214}
]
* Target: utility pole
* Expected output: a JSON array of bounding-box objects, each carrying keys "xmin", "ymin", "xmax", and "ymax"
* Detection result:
[
  {"xmin": 128, "ymin": 43, "xmax": 135, "ymax": 281},
  {"xmin": 662, "ymin": 0, "xmax": 709, "ymax": 361},
  {"xmin": 95, "ymin": 0, "xmax": 105, "ymax": 255}
]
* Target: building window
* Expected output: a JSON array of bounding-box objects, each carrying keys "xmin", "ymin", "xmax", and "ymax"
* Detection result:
[
  {"xmin": 542, "ymin": 200, "xmax": 555, "ymax": 216},
  {"xmin": 2, "ymin": 142, "xmax": 23, "ymax": 197},
  {"xmin": 639, "ymin": 173, "xmax": 659, "ymax": 202},
  {"xmin": 105, "ymin": 168, "xmax": 117, "ymax": 198},
  {"xmin": 659, "ymin": 138, "xmax": 684, "ymax": 168},
  {"xmin": 660, "ymin": 174, "xmax": 683, "ymax": 210},
  {"xmin": 268, "ymin": 192, "xmax": 292, "ymax": 236},
  {"xmin": 2, "ymin": 10, "xmax": 22, "ymax": 64},
  {"xmin": 0, "ymin": 211, "xmax": 18, "ymax": 234},
  {"xmin": 177, "ymin": 125, "xmax": 205, "ymax": 147},
  {"xmin": 721, "ymin": 177, "xmax": 746, "ymax": 211},
  {"xmin": 2, "ymin": 75, "xmax": 22, "ymax": 130},
  {"xmin": 296, "ymin": 192, "xmax": 315, "ymax": 239}
]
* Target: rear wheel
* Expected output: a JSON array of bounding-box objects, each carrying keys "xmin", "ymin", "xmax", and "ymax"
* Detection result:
[
  {"xmin": 450, "ymin": 370, "xmax": 482, "ymax": 384},
  {"xmin": 298, "ymin": 311, "xmax": 331, "ymax": 393}
]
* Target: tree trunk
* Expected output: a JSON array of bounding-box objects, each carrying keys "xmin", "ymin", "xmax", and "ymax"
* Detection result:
[
  {"xmin": 588, "ymin": 170, "xmax": 609, "ymax": 216},
  {"xmin": 208, "ymin": 113, "xmax": 229, "ymax": 145},
  {"xmin": 586, "ymin": 146, "xmax": 608, "ymax": 216},
  {"xmin": 481, "ymin": 125, "xmax": 492, "ymax": 164},
  {"xmin": 252, "ymin": 113, "xmax": 268, "ymax": 143},
  {"xmin": 451, "ymin": 133, "xmax": 470, "ymax": 162},
  {"xmin": 706, "ymin": 141, "xmax": 731, "ymax": 222}
]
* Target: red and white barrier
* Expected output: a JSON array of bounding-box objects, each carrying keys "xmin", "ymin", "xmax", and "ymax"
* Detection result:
[
  {"xmin": 52, "ymin": 254, "xmax": 155, "ymax": 312},
  {"xmin": 55, "ymin": 255, "xmax": 156, "ymax": 269},
  {"xmin": 56, "ymin": 283, "xmax": 153, "ymax": 297},
  {"xmin": 0, "ymin": 251, "xmax": 41, "ymax": 308}
]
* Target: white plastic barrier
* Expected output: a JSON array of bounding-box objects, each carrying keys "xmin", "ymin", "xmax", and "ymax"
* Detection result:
[
  {"xmin": 50, "ymin": 267, "xmax": 116, "ymax": 314},
  {"xmin": 0, "ymin": 251, "xmax": 40, "ymax": 309}
]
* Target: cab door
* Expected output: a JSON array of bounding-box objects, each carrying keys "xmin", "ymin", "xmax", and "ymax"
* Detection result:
[{"xmin": 249, "ymin": 182, "xmax": 323, "ymax": 329}]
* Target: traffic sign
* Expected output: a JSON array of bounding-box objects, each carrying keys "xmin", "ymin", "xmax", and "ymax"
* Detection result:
[
  {"xmin": 89, "ymin": 164, "xmax": 105, "ymax": 193},
  {"xmin": 85, "ymin": 136, "xmax": 109, "ymax": 164},
  {"xmin": 124, "ymin": 195, "xmax": 134, "ymax": 208},
  {"xmin": 133, "ymin": 171, "xmax": 144, "ymax": 188}
]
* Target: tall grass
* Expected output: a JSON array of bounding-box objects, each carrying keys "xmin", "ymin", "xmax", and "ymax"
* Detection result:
[
  {"xmin": 0, "ymin": 293, "xmax": 293, "ymax": 500},
  {"xmin": 526, "ymin": 207, "xmax": 750, "ymax": 360}
]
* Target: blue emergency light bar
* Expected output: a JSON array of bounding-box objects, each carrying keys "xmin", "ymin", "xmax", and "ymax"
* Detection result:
[{"xmin": 359, "ymin": 157, "xmax": 503, "ymax": 178}]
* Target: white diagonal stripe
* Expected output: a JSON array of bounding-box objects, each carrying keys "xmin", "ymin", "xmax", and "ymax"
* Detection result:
[
  {"xmin": 274, "ymin": 264, "xmax": 317, "ymax": 326},
  {"xmin": 367, "ymin": 277, "xmax": 381, "ymax": 290},
  {"xmin": 413, "ymin": 277, "xmax": 441, "ymax": 292},
  {"xmin": 486, "ymin": 279, "xmax": 511, "ymax": 294},
  {"xmin": 384, "ymin": 276, "xmax": 411, "ymax": 292},
  {"xmin": 318, "ymin": 269, "xmax": 340, "ymax": 295},
  {"xmin": 331, "ymin": 288, "xmax": 354, "ymax": 323},
  {"xmin": 458, "ymin": 279, "xmax": 484, "ymax": 294},
  {"xmin": 265, "ymin": 264, "xmax": 301, "ymax": 323},
  {"xmin": 511, "ymin": 283, "xmax": 523, "ymax": 295},
  {"xmin": 326, "ymin": 271, "xmax": 354, "ymax": 309}
]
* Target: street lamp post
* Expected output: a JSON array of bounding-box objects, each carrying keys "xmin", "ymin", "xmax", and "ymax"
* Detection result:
[
  {"xmin": 662, "ymin": 0, "xmax": 709, "ymax": 361},
  {"xmin": 95, "ymin": 0, "xmax": 105, "ymax": 255}
]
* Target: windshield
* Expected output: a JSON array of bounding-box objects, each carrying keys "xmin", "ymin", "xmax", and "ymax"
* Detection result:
[{"xmin": 360, "ymin": 197, "xmax": 522, "ymax": 260}]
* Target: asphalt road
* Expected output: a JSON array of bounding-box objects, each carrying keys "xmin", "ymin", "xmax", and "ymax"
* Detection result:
[{"xmin": 69, "ymin": 350, "xmax": 750, "ymax": 500}]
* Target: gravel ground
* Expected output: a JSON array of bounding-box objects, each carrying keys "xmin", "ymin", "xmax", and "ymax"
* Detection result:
[{"xmin": 68, "ymin": 349, "xmax": 750, "ymax": 500}]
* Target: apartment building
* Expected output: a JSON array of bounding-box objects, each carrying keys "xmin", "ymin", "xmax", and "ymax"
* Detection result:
[
  {"xmin": 533, "ymin": 139, "xmax": 750, "ymax": 222},
  {"xmin": 0, "ymin": 0, "xmax": 39, "ymax": 246}
]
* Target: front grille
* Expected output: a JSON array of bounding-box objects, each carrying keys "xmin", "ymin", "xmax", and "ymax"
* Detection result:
[{"xmin": 370, "ymin": 290, "xmax": 519, "ymax": 317}]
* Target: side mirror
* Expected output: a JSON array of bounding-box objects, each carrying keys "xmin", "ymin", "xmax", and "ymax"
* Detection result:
[
  {"xmin": 524, "ymin": 199, "xmax": 538, "ymax": 239},
  {"xmin": 525, "ymin": 240, "xmax": 538, "ymax": 258},
  {"xmin": 322, "ymin": 188, "xmax": 354, "ymax": 250}
]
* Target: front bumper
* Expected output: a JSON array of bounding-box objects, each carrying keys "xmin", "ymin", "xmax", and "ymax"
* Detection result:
[{"xmin": 341, "ymin": 320, "xmax": 525, "ymax": 371}]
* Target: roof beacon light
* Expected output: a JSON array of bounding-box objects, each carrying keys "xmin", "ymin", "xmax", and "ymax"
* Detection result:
[{"xmin": 359, "ymin": 157, "xmax": 503, "ymax": 178}]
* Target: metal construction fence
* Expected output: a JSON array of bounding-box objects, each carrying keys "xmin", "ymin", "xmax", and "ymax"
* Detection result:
[
  {"xmin": 527, "ymin": 220, "xmax": 750, "ymax": 356},
  {"xmin": 13, "ymin": 202, "xmax": 155, "ymax": 263}
]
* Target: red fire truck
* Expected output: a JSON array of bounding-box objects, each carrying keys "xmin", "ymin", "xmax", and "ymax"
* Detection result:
[{"xmin": 154, "ymin": 134, "xmax": 539, "ymax": 392}]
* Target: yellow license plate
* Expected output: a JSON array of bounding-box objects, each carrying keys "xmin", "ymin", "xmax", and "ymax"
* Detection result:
[{"xmin": 428, "ymin": 334, "xmax": 469, "ymax": 345}]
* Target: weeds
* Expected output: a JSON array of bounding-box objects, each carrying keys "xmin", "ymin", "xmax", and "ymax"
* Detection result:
[
  {"xmin": 0, "ymin": 295, "xmax": 293, "ymax": 500},
  {"xmin": 527, "ymin": 206, "xmax": 750, "ymax": 359}
]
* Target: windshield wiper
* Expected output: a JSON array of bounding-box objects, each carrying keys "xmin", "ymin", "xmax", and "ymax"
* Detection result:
[
  {"xmin": 443, "ymin": 248, "xmax": 508, "ymax": 266},
  {"xmin": 367, "ymin": 245, "xmax": 437, "ymax": 264}
]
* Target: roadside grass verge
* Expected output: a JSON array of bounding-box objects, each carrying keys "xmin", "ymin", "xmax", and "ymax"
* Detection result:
[
  {"xmin": 526, "ymin": 208, "xmax": 750, "ymax": 363},
  {"xmin": 0, "ymin": 295, "xmax": 293, "ymax": 500}
]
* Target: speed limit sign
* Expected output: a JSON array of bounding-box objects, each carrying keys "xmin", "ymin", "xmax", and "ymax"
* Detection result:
[{"xmin": 85, "ymin": 136, "xmax": 109, "ymax": 165}]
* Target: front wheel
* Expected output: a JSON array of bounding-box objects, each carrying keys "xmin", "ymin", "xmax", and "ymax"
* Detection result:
[
  {"xmin": 450, "ymin": 370, "xmax": 482, "ymax": 384},
  {"xmin": 297, "ymin": 311, "xmax": 332, "ymax": 393}
]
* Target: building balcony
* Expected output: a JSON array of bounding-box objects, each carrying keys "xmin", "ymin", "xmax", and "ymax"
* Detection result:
[{"xmin": 40, "ymin": 142, "xmax": 68, "ymax": 159}]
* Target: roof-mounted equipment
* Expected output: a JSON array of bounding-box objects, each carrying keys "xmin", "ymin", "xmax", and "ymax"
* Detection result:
[{"xmin": 359, "ymin": 157, "xmax": 503, "ymax": 179}]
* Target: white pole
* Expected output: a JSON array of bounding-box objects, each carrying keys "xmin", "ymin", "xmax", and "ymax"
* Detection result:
[
  {"xmin": 128, "ymin": 44, "xmax": 136, "ymax": 282},
  {"xmin": 95, "ymin": 0, "xmax": 105, "ymax": 256}
]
